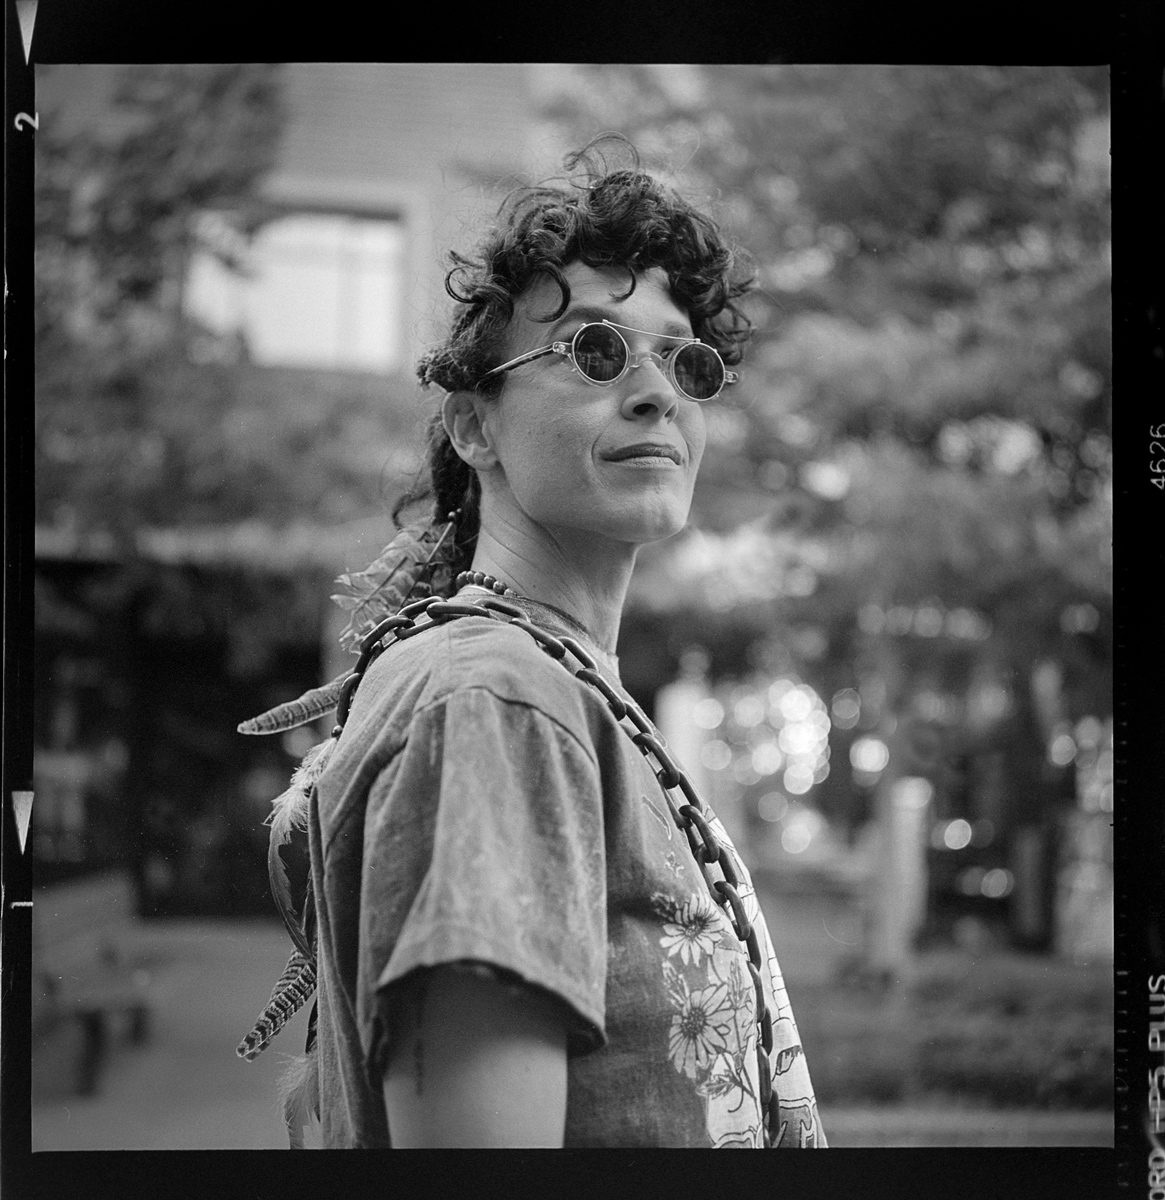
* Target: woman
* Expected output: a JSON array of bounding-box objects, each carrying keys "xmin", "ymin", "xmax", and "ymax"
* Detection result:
[{"xmin": 237, "ymin": 137, "xmax": 827, "ymax": 1149}]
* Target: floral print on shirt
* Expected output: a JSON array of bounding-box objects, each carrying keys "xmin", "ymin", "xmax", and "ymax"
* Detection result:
[
  {"xmin": 650, "ymin": 810, "xmax": 826, "ymax": 1148},
  {"xmin": 660, "ymin": 894, "xmax": 721, "ymax": 966}
]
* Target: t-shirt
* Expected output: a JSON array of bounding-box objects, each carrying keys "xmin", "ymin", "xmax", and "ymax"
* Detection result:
[{"xmin": 307, "ymin": 592, "xmax": 827, "ymax": 1148}]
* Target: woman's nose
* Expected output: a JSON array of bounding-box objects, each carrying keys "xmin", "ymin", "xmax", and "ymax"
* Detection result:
[{"xmin": 620, "ymin": 354, "xmax": 678, "ymax": 420}]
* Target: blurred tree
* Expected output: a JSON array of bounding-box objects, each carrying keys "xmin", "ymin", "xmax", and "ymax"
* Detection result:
[
  {"xmin": 34, "ymin": 64, "xmax": 423, "ymax": 552},
  {"xmin": 36, "ymin": 64, "xmax": 282, "ymax": 542},
  {"xmin": 541, "ymin": 66, "xmax": 1111, "ymax": 855}
]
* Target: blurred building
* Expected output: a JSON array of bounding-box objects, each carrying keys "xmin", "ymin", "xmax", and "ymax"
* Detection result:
[
  {"xmin": 183, "ymin": 63, "xmax": 539, "ymax": 379},
  {"xmin": 34, "ymin": 64, "xmax": 540, "ymax": 917}
]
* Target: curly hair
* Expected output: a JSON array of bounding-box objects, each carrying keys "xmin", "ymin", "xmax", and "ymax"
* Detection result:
[{"xmin": 396, "ymin": 134, "xmax": 755, "ymax": 578}]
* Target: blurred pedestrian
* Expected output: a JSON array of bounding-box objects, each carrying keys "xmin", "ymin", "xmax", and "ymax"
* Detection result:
[{"xmin": 236, "ymin": 135, "xmax": 827, "ymax": 1149}]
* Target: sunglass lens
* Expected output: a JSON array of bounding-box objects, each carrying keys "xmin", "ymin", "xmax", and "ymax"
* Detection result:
[
  {"xmin": 673, "ymin": 343, "xmax": 725, "ymax": 400},
  {"xmin": 573, "ymin": 324, "xmax": 627, "ymax": 382}
]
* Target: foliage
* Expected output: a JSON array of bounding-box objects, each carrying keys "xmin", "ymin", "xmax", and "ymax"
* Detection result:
[
  {"xmin": 35, "ymin": 65, "xmax": 1113, "ymax": 742},
  {"xmin": 541, "ymin": 66, "xmax": 1112, "ymax": 746},
  {"xmin": 805, "ymin": 950, "xmax": 1113, "ymax": 1109},
  {"xmin": 34, "ymin": 66, "xmax": 412, "ymax": 551},
  {"xmin": 36, "ymin": 65, "xmax": 284, "ymax": 361}
]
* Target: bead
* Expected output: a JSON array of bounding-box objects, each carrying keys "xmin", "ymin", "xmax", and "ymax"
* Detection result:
[{"xmin": 454, "ymin": 570, "xmax": 517, "ymax": 597}]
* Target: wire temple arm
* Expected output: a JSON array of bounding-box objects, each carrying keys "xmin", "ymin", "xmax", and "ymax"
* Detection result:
[{"xmin": 479, "ymin": 344, "xmax": 562, "ymax": 383}]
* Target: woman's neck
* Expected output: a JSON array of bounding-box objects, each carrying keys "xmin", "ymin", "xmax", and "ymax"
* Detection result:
[{"xmin": 469, "ymin": 526, "xmax": 635, "ymax": 655}]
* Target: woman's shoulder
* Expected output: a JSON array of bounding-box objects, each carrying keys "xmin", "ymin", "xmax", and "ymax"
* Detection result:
[
  {"xmin": 358, "ymin": 611, "xmax": 591, "ymax": 723},
  {"xmin": 440, "ymin": 613, "xmax": 587, "ymax": 710}
]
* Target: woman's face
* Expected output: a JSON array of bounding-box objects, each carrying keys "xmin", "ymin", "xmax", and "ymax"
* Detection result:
[{"xmin": 476, "ymin": 262, "xmax": 708, "ymax": 554}]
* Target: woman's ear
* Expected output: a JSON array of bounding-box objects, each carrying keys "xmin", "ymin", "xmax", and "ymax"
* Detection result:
[{"xmin": 441, "ymin": 390, "xmax": 498, "ymax": 470}]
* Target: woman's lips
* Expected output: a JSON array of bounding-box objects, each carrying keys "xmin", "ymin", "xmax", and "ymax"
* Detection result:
[{"xmin": 603, "ymin": 443, "xmax": 684, "ymax": 465}]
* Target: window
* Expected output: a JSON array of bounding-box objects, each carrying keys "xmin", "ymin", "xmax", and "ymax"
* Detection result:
[{"xmin": 185, "ymin": 210, "xmax": 405, "ymax": 373}]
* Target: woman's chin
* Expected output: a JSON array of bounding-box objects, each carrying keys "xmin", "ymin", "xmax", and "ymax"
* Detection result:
[
  {"xmin": 535, "ymin": 498, "xmax": 693, "ymax": 551},
  {"xmin": 611, "ymin": 509, "xmax": 691, "ymax": 547}
]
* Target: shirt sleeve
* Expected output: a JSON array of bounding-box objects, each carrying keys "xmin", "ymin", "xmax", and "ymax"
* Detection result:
[{"xmin": 356, "ymin": 684, "xmax": 609, "ymax": 1083}]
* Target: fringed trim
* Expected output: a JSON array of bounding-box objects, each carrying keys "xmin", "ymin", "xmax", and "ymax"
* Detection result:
[{"xmin": 236, "ymin": 950, "xmax": 317, "ymax": 1062}]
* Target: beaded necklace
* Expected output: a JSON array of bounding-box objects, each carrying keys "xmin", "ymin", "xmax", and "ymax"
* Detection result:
[{"xmin": 455, "ymin": 570, "xmax": 616, "ymax": 658}]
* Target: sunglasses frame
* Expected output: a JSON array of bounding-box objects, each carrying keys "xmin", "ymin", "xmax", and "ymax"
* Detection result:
[{"xmin": 479, "ymin": 319, "xmax": 739, "ymax": 402}]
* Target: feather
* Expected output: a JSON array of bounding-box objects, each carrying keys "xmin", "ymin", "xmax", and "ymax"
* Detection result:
[
  {"xmin": 330, "ymin": 519, "xmax": 457, "ymax": 656},
  {"xmin": 304, "ymin": 997, "xmax": 318, "ymax": 1055},
  {"xmin": 264, "ymin": 734, "xmax": 334, "ymax": 962},
  {"xmin": 301, "ymin": 883, "xmax": 317, "ymax": 958},
  {"xmin": 237, "ymin": 674, "xmax": 348, "ymax": 736},
  {"xmin": 236, "ymin": 951, "xmax": 317, "ymax": 1061},
  {"xmin": 268, "ymin": 825, "xmax": 313, "ymax": 962},
  {"xmin": 265, "ymin": 735, "xmax": 336, "ymax": 845},
  {"xmin": 267, "ymin": 827, "xmax": 314, "ymax": 960},
  {"xmin": 236, "ymin": 517, "xmax": 457, "ymax": 739},
  {"xmin": 236, "ymin": 517, "xmax": 456, "ymax": 739},
  {"xmin": 277, "ymin": 1048, "xmax": 321, "ymax": 1149}
]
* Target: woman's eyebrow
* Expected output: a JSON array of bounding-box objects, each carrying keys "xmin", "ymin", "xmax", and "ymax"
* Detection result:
[
  {"xmin": 545, "ymin": 304, "xmax": 618, "ymax": 335},
  {"xmin": 547, "ymin": 304, "xmax": 693, "ymax": 340}
]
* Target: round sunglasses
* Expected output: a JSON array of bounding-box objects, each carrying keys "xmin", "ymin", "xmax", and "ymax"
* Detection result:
[{"xmin": 478, "ymin": 319, "xmax": 739, "ymax": 402}]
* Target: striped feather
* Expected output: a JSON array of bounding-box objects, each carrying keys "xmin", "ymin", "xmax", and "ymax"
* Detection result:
[
  {"xmin": 236, "ymin": 952, "xmax": 317, "ymax": 1061},
  {"xmin": 237, "ymin": 674, "xmax": 347, "ymax": 736}
]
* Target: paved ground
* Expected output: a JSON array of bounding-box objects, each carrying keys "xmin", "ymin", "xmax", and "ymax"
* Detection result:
[
  {"xmin": 32, "ymin": 918, "xmax": 312, "ymax": 1151},
  {"xmin": 29, "ymin": 915, "xmax": 1112, "ymax": 1151}
]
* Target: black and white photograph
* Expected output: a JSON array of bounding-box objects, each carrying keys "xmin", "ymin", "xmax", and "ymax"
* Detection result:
[{"xmin": 3, "ymin": 5, "xmax": 1154, "ymax": 1196}]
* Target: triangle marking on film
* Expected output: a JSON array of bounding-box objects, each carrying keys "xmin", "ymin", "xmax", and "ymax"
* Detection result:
[{"xmin": 12, "ymin": 792, "xmax": 34, "ymax": 855}]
